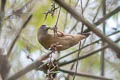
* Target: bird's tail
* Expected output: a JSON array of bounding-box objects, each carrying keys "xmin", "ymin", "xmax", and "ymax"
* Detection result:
[
  {"xmin": 78, "ymin": 32, "xmax": 90, "ymax": 37},
  {"xmin": 81, "ymin": 32, "xmax": 90, "ymax": 37}
]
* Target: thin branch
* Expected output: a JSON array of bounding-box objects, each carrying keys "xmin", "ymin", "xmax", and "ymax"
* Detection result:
[
  {"xmin": 59, "ymin": 38, "xmax": 120, "ymax": 67},
  {"xmin": 58, "ymin": 30, "xmax": 120, "ymax": 61},
  {"xmin": 66, "ymin": 63, "xmax": 75, "ymax": 79},
  {"xmin": 1, "ymin": 0, "xmax": 6, "ymax": 13},
  {"xmin": 59, "ymin": 69, "xmax": 112, "ymax": 80},
  {"xmin": 68, "ymin": 1, "xmax": 85, "ymax": 79},
  {"xmin": 59, "ymin": 45, "xmax": 108, "ymax": 67},
  {"xmin": 101, "ymin": 0, "xmax": 106, "ymax": 76},
  {"xmin": 4, "ymin": 0, "xmax": 33, "ymax": 20},
  {"xmin": 95, "ymin": 6, "xmax": 120, "ymax": 25},
  {"xmin": 68, "ymin": 0, "xmax": 89, "ymax": 33},
  {"xmin": 7, "ymin": 51, "xmax": 53, "ymax": 80},
  {"xmin": 92, "ymin": 0, "xmax": 103, "ymax": 22},
  {"xmin": 54, "ymin": 0, "xmax": 120, "ymax": 56},
  {"xmin": 84, "ymin": 6, "xmax": 120, "ymax": 32},
  {"xmin": 83, "ymin": 0, "xmax": 89, "ymax": 13},
  {"xmin": 44, "ymin": 2, "xmax": 59, "ymax": 20},
  {"xmin": 73, "ymin": 0, "xmax": 88, "ymax": 77},
  {"xmin": 7, "ymin": 15, "xmax": 32, "ymax": 57},
  {"xmin": 63, "ymin": 0, "xmax": 74, "ymax": 32},
  {"xmin": 53, "ymin": 6, "xmax": 61, "ymax": 35},
  {"xmin": 72, "ymin": 42, "xmax": 81, "ymax": 80},
  {"xmin": 55, "ymin": 7, "xmax": 61, "ymax": 27},
  {"xmin": 69, "ymin": 21, "xmax": 78, "ymax": 34},
  {"xmin": 0, "ymin": 0, "xmax": 6, "ymax": 36},
  {"xmin": 105, "ymin": 59, "xmax": 120, "ymax": 70}
]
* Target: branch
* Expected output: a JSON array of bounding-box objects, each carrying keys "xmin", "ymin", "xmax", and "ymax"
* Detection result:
[
  {"xmin": 7, "ymin": 51, "xmax": 53, "ymax": 80},
  {"xmin": 95, "ymin": 6, "xmax": 120, "ymax": 25},
  {"xmin": 59, "ymin": 69, "xmax": 112, "ymax": 80},
  {"xmin": 68, "ymin": 0, "xmax": 89, "ymax": 33},
  {"xmin": 1, "ymin": 0, "xmax": 6, "ymax": 12},
  {"xmin": 0, "ymin": 0, "xmax": 6, "ymax": 36},
  {"xmin": 92, "ymin": 0, "xmax": 103, "ymax": 22},
  {"xmin": 100, "ymin": 0, "xmax": 106, "ymax": 76},
  {"xmin": 0, "ymin": 53, "xmax": 10, "ymax": 80},
  {"xmin": 4, "ymin": 0, "xmax": 33, "ymax": 20},
  {"xmin": 7, "ymin": 15, "xmax": 32, "ymax": 57},
  {"xmin": 84, "ymin": 6, "xmax": 120, "ymax": 32},
  {"xmin": 54, "ymin": 0, "xmax": 120, "ymax": 56},
  {"xmin": 59, "ymin": 38, "xmax": 120, "ymax": 67}
]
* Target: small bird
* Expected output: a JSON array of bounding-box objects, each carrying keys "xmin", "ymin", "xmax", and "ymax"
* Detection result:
[{"xmin": 37, "ymin": 25, "xmax": 90, "ymax": 51}]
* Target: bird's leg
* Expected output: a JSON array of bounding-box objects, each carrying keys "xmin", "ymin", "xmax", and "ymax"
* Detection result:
[
  {"xmin": 50, "ymin": 42, "xmax": 63, "ymax": 52},
  {"xmin": 56, "ymin": 31, "xmax": 64, "ymax": 37}
]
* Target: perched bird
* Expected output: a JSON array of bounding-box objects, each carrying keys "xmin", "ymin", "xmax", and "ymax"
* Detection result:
[{"xmin": 37, "ymin": 25, "xmax": 90, "ymax": 51}]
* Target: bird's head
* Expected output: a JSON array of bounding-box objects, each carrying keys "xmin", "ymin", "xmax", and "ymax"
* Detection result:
[
  {"xmin": 37, "ymin": 25, "xmax": 51, "ymax": 40},
  {"xmin": 38, "ymin": 25, "xmax": 50, "ymax": 35}
]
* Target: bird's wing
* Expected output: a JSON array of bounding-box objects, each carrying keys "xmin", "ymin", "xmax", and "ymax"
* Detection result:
[{"xmin": 48, "ymin": 33, "xmax": 87, "ymax": 51}]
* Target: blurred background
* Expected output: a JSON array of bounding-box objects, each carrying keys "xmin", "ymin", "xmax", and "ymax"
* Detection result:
[{"xmin": 0, "ymin": 0, "xmax": 120, "ymax": 80}]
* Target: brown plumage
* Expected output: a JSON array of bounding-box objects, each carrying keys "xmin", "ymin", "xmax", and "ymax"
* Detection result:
[{"xmin": 37, "ymin": 25, "xmax": 90, "ymax": 51}]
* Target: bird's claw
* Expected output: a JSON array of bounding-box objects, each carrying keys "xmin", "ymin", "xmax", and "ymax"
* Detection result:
[
  {"xmin": 50, "ymin": 42, "xmax": 63, "ymax": 51},
  {"xmin": 57, "ymin": 31, "xmax": 64, "ymax": 37}
]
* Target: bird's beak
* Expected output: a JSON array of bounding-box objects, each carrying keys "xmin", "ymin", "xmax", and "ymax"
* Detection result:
[
  {"xmin": 46, "ymin": 27, "xmax": 53, "ymax": 31},
  {"xmin": 46, "ymin": 27, "xmax": 51, "ymax": 31}
]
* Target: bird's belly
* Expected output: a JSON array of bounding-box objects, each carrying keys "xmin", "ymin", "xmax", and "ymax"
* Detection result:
[
  {"xmin": 48, "ymin": 37, "xmax": 78, "ymax": 51},
  {"xmin": 40, "ymin": 39, "xmax": 51, "ymax": 49}
]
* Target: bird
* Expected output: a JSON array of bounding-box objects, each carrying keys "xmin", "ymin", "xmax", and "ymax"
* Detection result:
[{"xmin": 37, "ymin": 25, "xmax": 90, "ymax": 51}]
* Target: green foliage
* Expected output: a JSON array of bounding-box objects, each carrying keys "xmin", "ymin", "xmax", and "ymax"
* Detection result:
[{"xmin": 32, "ymin": 2, "xmax": 57, "ymax": 28}]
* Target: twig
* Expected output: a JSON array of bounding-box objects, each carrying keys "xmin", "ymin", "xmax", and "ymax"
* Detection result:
[
  {"xmin": 101, "ymin": 0, "xmax": 106, "ymax": 76},
  {"xmin": 84, "ymin": 6, "xmax": 120, "ymax": 32},
  {"xmin": 72, "ymin": 0, "xmax": 88, "ymax": 78},
  {"xmin": 44, "ymin": 2, "xmax": 59, "ymax": 20},
  {"xmin": 55, "ymin": 7, "xmax": 61, "ymax": 27},
  {"xmin": 105, "ymin": 59, "xmax": 120, "ymax": 70},
  {"xmin": 63, "ymin": 0, "xmax": 75, "ymax": 32},
  {"xmin": 92, "ymin": 0, "xmax": 103, "ymax": 22},
  {"xmin": 58, "ymin": 30, "xmax": 120, "ymax": 61},
  {"xmin": 59, "ymin": 38, "xmax": 120, "ymax": 67},
  {"xmin": 83, "ymin": 0, "xmax": 89, "ymax": 13},
  {"xmin": 7, "ymin": 51, "xmax": 53, "ymax": 80},
  {"xmin": 4, "ymin": 0, "xmax": 33, "ymax": 20},
  {"xmin": 7, "ymin": 15, "xmax": 32, "ymax": 57},
  {"xmin": 53, "ymin": 6, "xmax": 61, "ymax": 36},
  {"xmin": 69, "ymin": 21, "xmax": 78, "ymax": 34},
  {"xmin": 0, "ymin": 0, "xmax": 6, "ymax": 36},
  {"xmin": 72, "ymin": 42, "xmax": 81, "ymax": 80},
  {"xmin": 68, "ymin": 0, "xmax": 89, "ymax": 33},
  {"xmin": 95, "ymin": 6, "xmax": 120, "ymax": 25},
  {"xmin": 59, "ymin": 69, "xmax": 112, "ymax": 80},
  {"xmin": 54, "ymin": 0, "xmax": 120, "ymax": 56},
  {"xmin": 66, "ymin": 63, "xmax": 75, "ymax": 79}
]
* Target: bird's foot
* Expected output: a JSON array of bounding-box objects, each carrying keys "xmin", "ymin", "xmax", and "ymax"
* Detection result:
[
  {"xmin": 57, "ymin": 31, "xmax": 64, "ymax": 37},
  {"xmin": 50, "ymin": 42, "xmax": 63, "ymax": 52}
]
